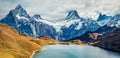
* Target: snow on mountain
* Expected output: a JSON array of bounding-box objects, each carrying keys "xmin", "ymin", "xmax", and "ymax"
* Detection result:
[
  {"xmin": 97, "ymin": 13, "xmax": 109, "ymax": 21},
  {"xmin": 97, "ymin": 13, "xmax": 120, "ymax": 27},
  {"xmin": 16, "ymin": 14, "xmax": 29, "ymax": 21},
  {"xmin": 107, "ymin": 14, "xmax": 120, "ymax": 27},
  {"xmin": 32, "ymin": 16, "xmax": 82, "ymax": 32},
  {"xmin": 116, "ymin": 21, "xmax": 120, "ymax": 27},
  {"xmin": 0, "ymin": 5, "xmax": 34, "ymax": 36},
  {"xmin": 0, "ymin": 5, "xmax": 120, "ymax": 41},
  {"xmin": 31, "ymin": 10, "xmax": 83, "ymax": 33},
  {"xmin": 65, "ymin": 10, "xmax": 80, "ymax": 19},
  {"xmin": 32, "ymin": 14, "xmax": 42, "ymax": 19},
  {"xmin": 96, "ymin": 13, "xmax": 111, "ymax": 26},
  {"xmin": 0, "ymin": 5, "xmax": 100, "ymax": 40}
]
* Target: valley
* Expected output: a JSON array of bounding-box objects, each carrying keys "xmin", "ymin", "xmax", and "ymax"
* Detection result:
[
  {"xmin": 0, "ymin": 4, "xmax": 120, "ymax": 58},
  {"xmin": 0, "ymin": 23, "xmax": 120, "ymax": 58}
]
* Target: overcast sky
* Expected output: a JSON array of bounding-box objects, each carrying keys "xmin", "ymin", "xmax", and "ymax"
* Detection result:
[{"xmin": 0, "ymin": 0, "xmax": 120, "ymax": 20}]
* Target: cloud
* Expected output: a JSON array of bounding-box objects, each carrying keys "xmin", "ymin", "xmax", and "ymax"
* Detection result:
[{"xmin": 0, "ymin": 0, "xmax": 120, "ymax": 20}]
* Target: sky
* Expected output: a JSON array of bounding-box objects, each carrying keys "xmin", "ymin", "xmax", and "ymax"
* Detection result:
[{"xmin": 0, "ymin": 0, "xmax": 120, "ymax": 20}]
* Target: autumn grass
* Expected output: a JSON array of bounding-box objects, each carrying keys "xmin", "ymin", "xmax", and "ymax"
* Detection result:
[
  {"xmin": 0, "ymin": 23, "xmax": 85, "ymax": 58},
  {"xmin": 30, "ymin": 36, "xmax": 57, "ymax": 46},
  {"xmin": 0, "ymin": 23, "xmax": 56, "ymax": 58}
]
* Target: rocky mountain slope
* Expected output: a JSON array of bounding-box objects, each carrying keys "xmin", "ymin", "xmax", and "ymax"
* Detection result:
[
  {"xmin": 72, "ymin": 25, "xmax": 117, "ymax": 42},
  {"xmin": 0, "ymin": 5, "xmax": 100, "ymax": 40},
  {"xmin": 94, "ymin": 28, "xmax": 120, "ymax": 52},
  {"xmin": 0, "ymin": 5, "xmax": 120, "ymax": 41}
]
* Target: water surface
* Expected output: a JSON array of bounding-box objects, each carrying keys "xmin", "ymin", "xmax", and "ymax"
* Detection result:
[{"xmin": 33, "ymin": 44, "xmax": 120, "ymax": 58}]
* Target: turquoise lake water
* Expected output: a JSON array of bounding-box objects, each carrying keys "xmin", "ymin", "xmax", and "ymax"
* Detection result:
[{"xmin": 32, "ymin": 44, "xmax": 120, "ymax": 58}]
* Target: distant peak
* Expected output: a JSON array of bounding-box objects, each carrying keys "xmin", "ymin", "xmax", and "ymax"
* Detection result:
[
  {"xmin": 15, "ymin": 4, "xmax": 23, "ymax": 9},
  {"xmin": 32, "ymin": 14, "xmax": 42, "ymax": 19},
  {"xmin": 66, "ymin": 10, "xmax": 80, "ymax": 19},
  {"xmin": 99, "ymin": 13, "xmax": 105, "ymax": 17},
  {"xmin": 69, "ymin": 10, "xmax": 77, "ymax": 13},
  {"xmin": 97, "ymin": 13, "xmax": 108, "ymax": 21},
  {"xmin": 12, "ymin": 4, "xmax": 28, "ymax": 15}
]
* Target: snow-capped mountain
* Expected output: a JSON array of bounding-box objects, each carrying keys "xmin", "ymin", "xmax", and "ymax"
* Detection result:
[
  {"xmin": 0, "ymin": 5, "xmax": 57, "ymax": 38},
  {"xmin": 59, "ymin": 11, "xmax": 100, "ymax": 40},
  {"xmin": 32, "ymin": 14, "xmax": 42, "ymax": 19},
  {"xmin": 0, "ymin": 5, "xmax": 34, "ymax": 36},
  {"xmin": 96, "ymin": 13, "xmax": 120, "ymax": 27},
  {"xmin": 65, "ymin": 10, "xmax": 81, "ymax": 19},
  {"xmin": 31, "ymin": 14, "xmax": 57, "ymax": 38},
  {"xmin": 107, "ymin": 14, "xmax": 120, "ymax": 27},
  {"xmin": 0, "ymin": 5, "xmax": 120, "ymax": 41}
]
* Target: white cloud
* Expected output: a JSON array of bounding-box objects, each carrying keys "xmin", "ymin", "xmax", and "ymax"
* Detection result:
[{"xmin": 0, "ymin": 0, "xmax": 120, "ymax": 20}]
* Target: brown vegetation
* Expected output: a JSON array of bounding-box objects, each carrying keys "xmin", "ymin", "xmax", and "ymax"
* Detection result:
[
  {"xmin": 70, "ymin": 40, "xmax": 85, "ymax": 45},
  {"xmin": 0, "ymin": 23, "xmax": 56, "ymax": 58},
  {"xmin": 30, "ymin": 36, "xmax": 57, "ymax": 46}
]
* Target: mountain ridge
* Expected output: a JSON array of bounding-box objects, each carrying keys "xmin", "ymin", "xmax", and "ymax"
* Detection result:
[{"xmin": 0, "ymin": 5, "xmax": 120, "ymax": 41}]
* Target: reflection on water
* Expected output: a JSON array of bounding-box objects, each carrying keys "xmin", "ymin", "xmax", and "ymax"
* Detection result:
[{"xmin": 33, "ymin": 44, "xmax": 120, "ymax": 58}]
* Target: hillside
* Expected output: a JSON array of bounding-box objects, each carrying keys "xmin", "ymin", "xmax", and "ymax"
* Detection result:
[
  {"xmin": 0, "ymin": 23, "xmax": 56, "ymax": 58},
  {"xmin": 94, "ymin": 28, "xmax": 120, "ymax": 52}
]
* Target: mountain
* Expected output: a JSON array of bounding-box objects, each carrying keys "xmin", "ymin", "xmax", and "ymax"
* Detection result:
[
  {"xmin": 31, "ymin": 16, "xmax": 57, "ymax": 38},
  {"xmin": 97, "ymin": 13, "xmax": 111, "ymax": 26},
  {"xmin": 65, "ymin": 10, "xmax": 81, "ymax": 19},
  {"xmin": 0, "ymin": 5, "xmax": 101, "ymax": 40},
  {"xmin": 32, "ymin": 14, "xmax": 42, "ymax": 19},
  {"xmin": 0, "ymin": 5, "xmax": 57, "ymax": 38},
  {"xmin": 71, "ymin": 25, "xmax": 117, "ymax": 42},
  {"xmin": 94, "ymin": 28, "xmax": 120, "ymax": 52},
  {"xmin": 93, "ymin": 25, "xmax": 117, "ymax": 39},
  {"xmin": 1, "ymin": 5, "xmax": 120, "ymax": 41},
  {"xmin": 107, "ymin": 14, "xmax": 120, "ymax": 27},
  {"xmin": 0, "ymin": 5, "xmax": 34, "ymax": 36},
  {"xmin": 73, "ymin": 13, "xmax": 120, "ymax": 42},
  {"xmin": 60, "ymin": 19, "xmax": 100, "ymax": 40},
  {"xmin": 97, "ymin": 13, "xmax": 120, "ymax": 27},
  {"xmin": 97, "ymin": 13, "xmax": 110, "ymax": 21}
]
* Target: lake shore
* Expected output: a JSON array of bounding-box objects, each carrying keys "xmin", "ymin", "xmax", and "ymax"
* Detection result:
[
  {"xmin": 30, "ymin": 40, "xmax": 85, "ymax": 58},
  {"xmin": 32, "ymin": 45, "xmax": 120, "ymax": 58},
  {"xmin": 30, "ymin": 49, "xmax": 42, "ymax": 58}
]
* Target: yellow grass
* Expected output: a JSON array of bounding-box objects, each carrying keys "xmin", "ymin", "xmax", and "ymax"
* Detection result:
[
  {"xmin": 69, "ymin": 40, "xmax": 85, "ymax": 45},
  {"xmin": 0, "ymin": 23, "xmax": 42, "ymax": 58},
  {"xmin": 30, "ymin": 36, "xmax": 57, "ymax": 46},
  {"xmin": 0, "ymin": 23, "xmax": 57, "ymax": 58}
]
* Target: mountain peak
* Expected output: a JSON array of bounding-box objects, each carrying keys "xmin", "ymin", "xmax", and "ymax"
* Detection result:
[
  {"xmin": 97, "ymin": 13, "xmax": 108, "ymax": 21},
  {"xmin": 12, "ymin": 4, "xmax": 27, "ymax": 14},
  {"xmin": 15, "ymin": 4, "xmax": 23, "ymax": 10},
  {"xmin": 66, "ymin": 10, "xmax": 80, "ymax": 19},
  {"xmin": 32, "ymin": 14, "xmax": 42, "ymax": 19}
]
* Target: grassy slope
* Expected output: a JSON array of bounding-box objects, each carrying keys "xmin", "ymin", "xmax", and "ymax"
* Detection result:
[
  {"xmin": 0, "ymin": 23, "xmax": 56, "ymax": 58},
  {"xmin": 30, "ymin": 36, "xmax": 57, "ymax": 46},
  {"xmin": 0, "ymin": 23, "xmax": 86, "ymax": 58}
]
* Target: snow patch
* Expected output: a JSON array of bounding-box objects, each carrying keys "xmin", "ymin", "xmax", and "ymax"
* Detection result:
[
  {"xmin": 33, "ymin": 18, "xmax": 82, "ymax": 32},
  {"xmin": 30, "ymin": 24, "xmax": 36, "ymax": 36},
  {"xmin": 16, "ymin": 14, "xmax": 29, "ymax": 21},
  {"xmin": 97, "ymin": 19, "xmax": 110, "ymax": 26},
  {"xmin": 64, "ymin": 19, "xmax": 80, "ymax": 28},
  {"xmin": 116, "ymin": 20, "xmax": 120, "ymax": 27},
  {"xmin": 75, "ymin": 22, "xmax": 82, "ymax": 30}
]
